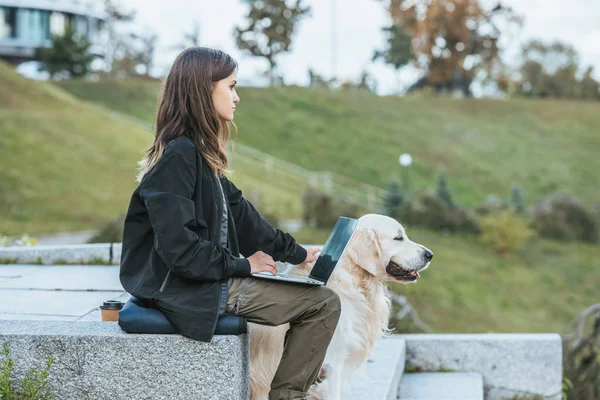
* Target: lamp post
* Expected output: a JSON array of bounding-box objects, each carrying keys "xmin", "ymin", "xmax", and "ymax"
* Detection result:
[{"xmin": 398, "ymin": 153, "xmax": 412, "ymax": 194}]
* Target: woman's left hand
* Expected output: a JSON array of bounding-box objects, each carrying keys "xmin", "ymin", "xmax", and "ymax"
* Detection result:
[{"xmin": 303, "ymin": 247, "xmax": 321, "ymax": 264}]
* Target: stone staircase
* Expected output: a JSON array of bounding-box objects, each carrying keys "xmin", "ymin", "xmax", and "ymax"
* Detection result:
[
  {"xmin": 351, "ymin": 336, "xmax": 484, "ymax": 400},
  {"xmin": 350, "ymin": 333, "xmax": 561, "ymax": 400}
]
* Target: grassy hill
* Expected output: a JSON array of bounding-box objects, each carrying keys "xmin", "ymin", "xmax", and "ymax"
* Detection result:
[
  {"xmin": 0, "ymin": 63, "xmax": 153, "ymax": 234},
  {"xmin": 58, "ymin": 79, "xmax": 600, "ymax": 208},
  {"xmin": 0, "ymin": 64, "xmax": 308, "ymax": 235}
]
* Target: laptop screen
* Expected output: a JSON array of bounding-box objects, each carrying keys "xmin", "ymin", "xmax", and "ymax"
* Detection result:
[{"xmin": 309, "ymin": 216, "xmax": 359, "ymax": 284}]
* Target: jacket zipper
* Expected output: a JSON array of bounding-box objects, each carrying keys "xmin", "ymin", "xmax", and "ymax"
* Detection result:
[{"xmin": 159, "ymin": 270, "xmax": 172, "ymax": 293}]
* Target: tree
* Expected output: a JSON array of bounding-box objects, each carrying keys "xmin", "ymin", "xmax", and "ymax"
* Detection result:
[
  {"xmin": 518, "ymin": 40, "xmax": 600, "ymax": 100},
  {"xmin": 137, "ymin": 32, "xmax": 158, "ymax": 76},
  {"xmin": 103, "ymin": 0, "xmax": 136, "ymax": 74},
  {"xmin": 384, "ymin": 179, "xmax": 405, "ymax": 217},
  {"xmin": 234, "ymin": 0, "xmax": 311, "ymax": 85},
  {"xmin": 436, "ymin": 171, "xmax": 454, "ymax": 209},
  {"xmin": 35, "ymin": 24, "xmax": 96, "ymax": 79},
  {"xmin": 375, "ymin": 0, "xmax": 522, "ymax": 95},
  {"xmin": 372, "ymin": 23, "xmax": 413, "ymax": 91},
  {"xmin": 510, "ymin": 185, "xmax": 525, "ymax": 214},
  {"xmin": 172, "ymin": 21, "xmax": 202, "ymax": 52},
  {"xmin": 110, "ymin": 31, "xmax": 157, "ymax": 78},
  {"xmin": 580, "ymin": 66, "xmax": 600, "ymax": 100},
  {"xmin": 308, "ymin": 68, "xmax": 335, "ymax": 89}
]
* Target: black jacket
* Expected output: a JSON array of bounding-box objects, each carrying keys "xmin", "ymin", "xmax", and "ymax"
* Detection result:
[{"xmin": 119, "ymin": 136, "xmax": 307, "ymax": 342}]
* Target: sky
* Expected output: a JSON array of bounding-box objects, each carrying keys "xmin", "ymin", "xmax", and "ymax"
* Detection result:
[{"xmin": 120, "ymin": 0, "xmax": 600, "ymax": 96}]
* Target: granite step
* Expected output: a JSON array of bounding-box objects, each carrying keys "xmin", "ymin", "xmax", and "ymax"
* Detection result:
[
  {"xmin": 350, "ymin": 335, "xmax": 406, "ymax": 400},
  {"xmin": 398, "ymin": 372, "xmax": 484, "ymax": 400}
]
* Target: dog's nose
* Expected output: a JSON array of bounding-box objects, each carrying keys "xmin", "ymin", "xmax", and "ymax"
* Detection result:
[{"xmin": 424, "ymin": 249, "xmax": 433, "ymax": 261}]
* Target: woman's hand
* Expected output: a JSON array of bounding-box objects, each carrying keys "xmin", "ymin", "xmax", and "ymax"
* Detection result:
[
  {"xmin": 247, "ymin": 251, "xmax": 278, "ymax": 275},
  {"xmin": 303, "ymin": 247, "xmax": 321, "ymax": 264}
]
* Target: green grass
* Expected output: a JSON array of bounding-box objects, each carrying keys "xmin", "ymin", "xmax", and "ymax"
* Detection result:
[
  {"xmin": 0, "ymin": 63, "xmax": 153, "ymax": 234},
  {"xmin": 58, "ymin": 79, "xmax": 600, "ymax": 208},
  {"xmin": 0, "ymin": 64, "xmax": 303, "ymax": 235}
]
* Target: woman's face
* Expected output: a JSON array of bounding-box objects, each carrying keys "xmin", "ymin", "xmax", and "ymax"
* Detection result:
[{"xmin": 212, "ymin": 71, "xmax": 240, "ymax": 121}]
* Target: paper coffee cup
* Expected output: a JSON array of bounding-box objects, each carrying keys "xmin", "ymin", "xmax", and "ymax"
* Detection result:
[{"xmin": 100, "ymin": 300, "xmax": 124, "ymax": 322}]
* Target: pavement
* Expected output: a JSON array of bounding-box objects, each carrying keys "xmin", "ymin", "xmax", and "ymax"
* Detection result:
[{"xmin": 0, "ymin": 264, "xmax": 128, "ymax": 322}]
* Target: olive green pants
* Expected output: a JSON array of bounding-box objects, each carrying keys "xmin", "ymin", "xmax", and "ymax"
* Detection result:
[{"xmin": 226, "ymin": 276, "xmax": 341, "ymax": 400}]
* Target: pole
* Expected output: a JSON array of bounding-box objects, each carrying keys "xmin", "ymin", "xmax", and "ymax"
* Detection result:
[{"xmin": 331, "ymin": 0, "xmax": 337, "ymax": 83}]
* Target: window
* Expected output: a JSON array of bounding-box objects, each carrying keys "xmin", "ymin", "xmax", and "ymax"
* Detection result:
[
  {"xmin": 16, "ymin": 8, "xmax": 50, "ymax": 42},
  {"xmin": 74, "ymin": 15, "xmax": 88, "ymax": 37},
  {"xmin": 0, "ymin": 6, "xmax": 16, "ymax": 39}
]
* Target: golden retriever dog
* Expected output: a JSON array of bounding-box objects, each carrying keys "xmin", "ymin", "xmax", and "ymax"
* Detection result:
[{"xmin": 249, "ymin": 214, "xmax": 433, "ymax": 400}]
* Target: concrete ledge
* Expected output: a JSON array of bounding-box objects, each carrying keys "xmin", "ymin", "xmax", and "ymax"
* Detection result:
[
  {"xmin": 0, "ymin": 243, "xmax": 318, "ymax": 265},
  {"xmin": 0, "ymin": 244, "xmax": 116, "ymax": 265},
  {"xmin": 399, "ymin": 334, "xmax": 562, "ymax": 400},
  {"xmin": 0, "ymin": 320, "xmax": 250, "ymax": 400}
]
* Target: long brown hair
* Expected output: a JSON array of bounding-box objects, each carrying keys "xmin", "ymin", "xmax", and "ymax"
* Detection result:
[{"xmin": 137, "ymin": 47, "xmax": 238, "ymax": 182}]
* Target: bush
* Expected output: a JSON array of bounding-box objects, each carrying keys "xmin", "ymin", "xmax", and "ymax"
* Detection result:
[
  {"xmin": 383, "ymin": 179, "xmax": 405, "ymax": 217},
  {"xmin": 479, "ymin": 210, "xmax": 535, "ymax": 255},
  {"xmin": 510, "ymin": 185, "xmax": 526, "ymax": 214},
  {"xmin": 0, "ymin": 343, "xmax": 55, "ymax": 399},
  {"xmin": 532, "ymin": 193, "xmax": 598, "ymax": 243},
  {"xmin": 436, "ymin": 171, "xmax": 455, "ymax": 209},
  {"xmin": 475, "ymin": 194, "xmax": 509, "ymax": 216},
  {"xmin": 301, "ymin": 187, "xmax": 365, "ymax": 229},
  {"xmin": 396, "ymin": 190, "xmax": 480, "ymax": 234}
]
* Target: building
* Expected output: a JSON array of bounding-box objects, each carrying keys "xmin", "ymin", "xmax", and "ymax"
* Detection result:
[{"xmin": 0, "ymin": 0, "xmax": 105, "ymax": 64}]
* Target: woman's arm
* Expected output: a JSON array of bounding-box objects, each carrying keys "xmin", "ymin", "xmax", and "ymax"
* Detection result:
[
  {"xmin": 221, "ymin": 177, "xmax": 307, "ymax": 265},
  {"xmin": 140, "ymin": 152, "xmax": 250, "ymax": 281}
]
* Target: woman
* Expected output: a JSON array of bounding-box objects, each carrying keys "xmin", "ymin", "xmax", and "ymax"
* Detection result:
[{"xmin": 119, "ymin": 47, "xmax": 341, "ymax": 400}]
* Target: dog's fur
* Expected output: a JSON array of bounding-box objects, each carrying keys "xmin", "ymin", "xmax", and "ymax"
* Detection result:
[{"xmin": 249, "ymin": 214, "xmax": 433, "ymax": 400}]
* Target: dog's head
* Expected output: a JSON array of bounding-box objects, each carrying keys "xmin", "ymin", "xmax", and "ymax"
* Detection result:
[{"xmin": 344, "ymin": 214, "xmax": 433, "ymax": 284}]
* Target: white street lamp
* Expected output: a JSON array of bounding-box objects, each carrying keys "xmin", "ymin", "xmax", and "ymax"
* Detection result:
[{"xmin": 398, "ymin": 153, "xmax": 412, "ymax": 167}]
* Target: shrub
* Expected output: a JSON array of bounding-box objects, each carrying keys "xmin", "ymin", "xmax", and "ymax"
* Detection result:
[
  {"xmin": 0, "ymin": 343, "xmax": 55, "ymax": 400},
  {"xmin": 383, "ymin": 179, "xmax": 405, "ymax": 217},
  {"xmin": 301, "ymin": 187, "xmax": 365, "ymax": 229},
  {"xmin": 436, "ymin": 171, "xmax": 455, "ymax": 209},
  {"xmin": 532, "ymin": 193, "xmax": 598, "ymax": 243},
  {"xmin": 397, "ymin": 190, "xmax": 480, "ymax": 234},
  {"xmin": 479, "ymin": 210, "xmax": 535, "ymax": 255},
  {"xmin": 475, "ymin": 194, "xmax": 509, "ymax": 216},
  {"xmin": 510, "ymin": 185, "xmax": 526, "ymax": 214}
]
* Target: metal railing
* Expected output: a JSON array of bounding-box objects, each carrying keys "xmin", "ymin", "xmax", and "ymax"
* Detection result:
[{"xmin": 228, "ymin": 142, "xmax": 387, "ymax": 211}]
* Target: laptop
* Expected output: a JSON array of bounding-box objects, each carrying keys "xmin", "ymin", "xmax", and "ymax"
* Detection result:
[{"xmin": 251, "ymin": 216, "xmax": 359, "ymax": 286}]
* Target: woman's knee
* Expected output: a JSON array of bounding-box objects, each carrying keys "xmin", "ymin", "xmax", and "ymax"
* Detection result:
[
  {"xmin": 319, "ymin": 287, "xmax": 341, "ymax": 330},
  {"xmin": 319, "ymin": 287, "xmax": 341, "ymax": 315}
]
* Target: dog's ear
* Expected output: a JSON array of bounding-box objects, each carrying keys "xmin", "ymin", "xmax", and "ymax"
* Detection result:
[{"xmin": 345, "ymin": 228, "xmax": 383, "ymax": 276}]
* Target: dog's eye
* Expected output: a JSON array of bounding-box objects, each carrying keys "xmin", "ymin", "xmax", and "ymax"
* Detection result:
[{"xmin": 394, "ymin": 235, "xmax": 404, "ymax": 241}]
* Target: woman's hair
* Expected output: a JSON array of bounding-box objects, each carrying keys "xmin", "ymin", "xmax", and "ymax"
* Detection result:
[{"xmin": 137, "ymin": 47, "xmax": 238, "ymax": 182}]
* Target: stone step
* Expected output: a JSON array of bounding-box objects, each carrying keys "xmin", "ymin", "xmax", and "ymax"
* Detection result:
[
  {"xmin": 398, "ymin": 372, "xmax": 483, "ymax": 400},
  {"xmin": 350, "ymin": 335, "xmax": 406, "ymax": 400}
]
